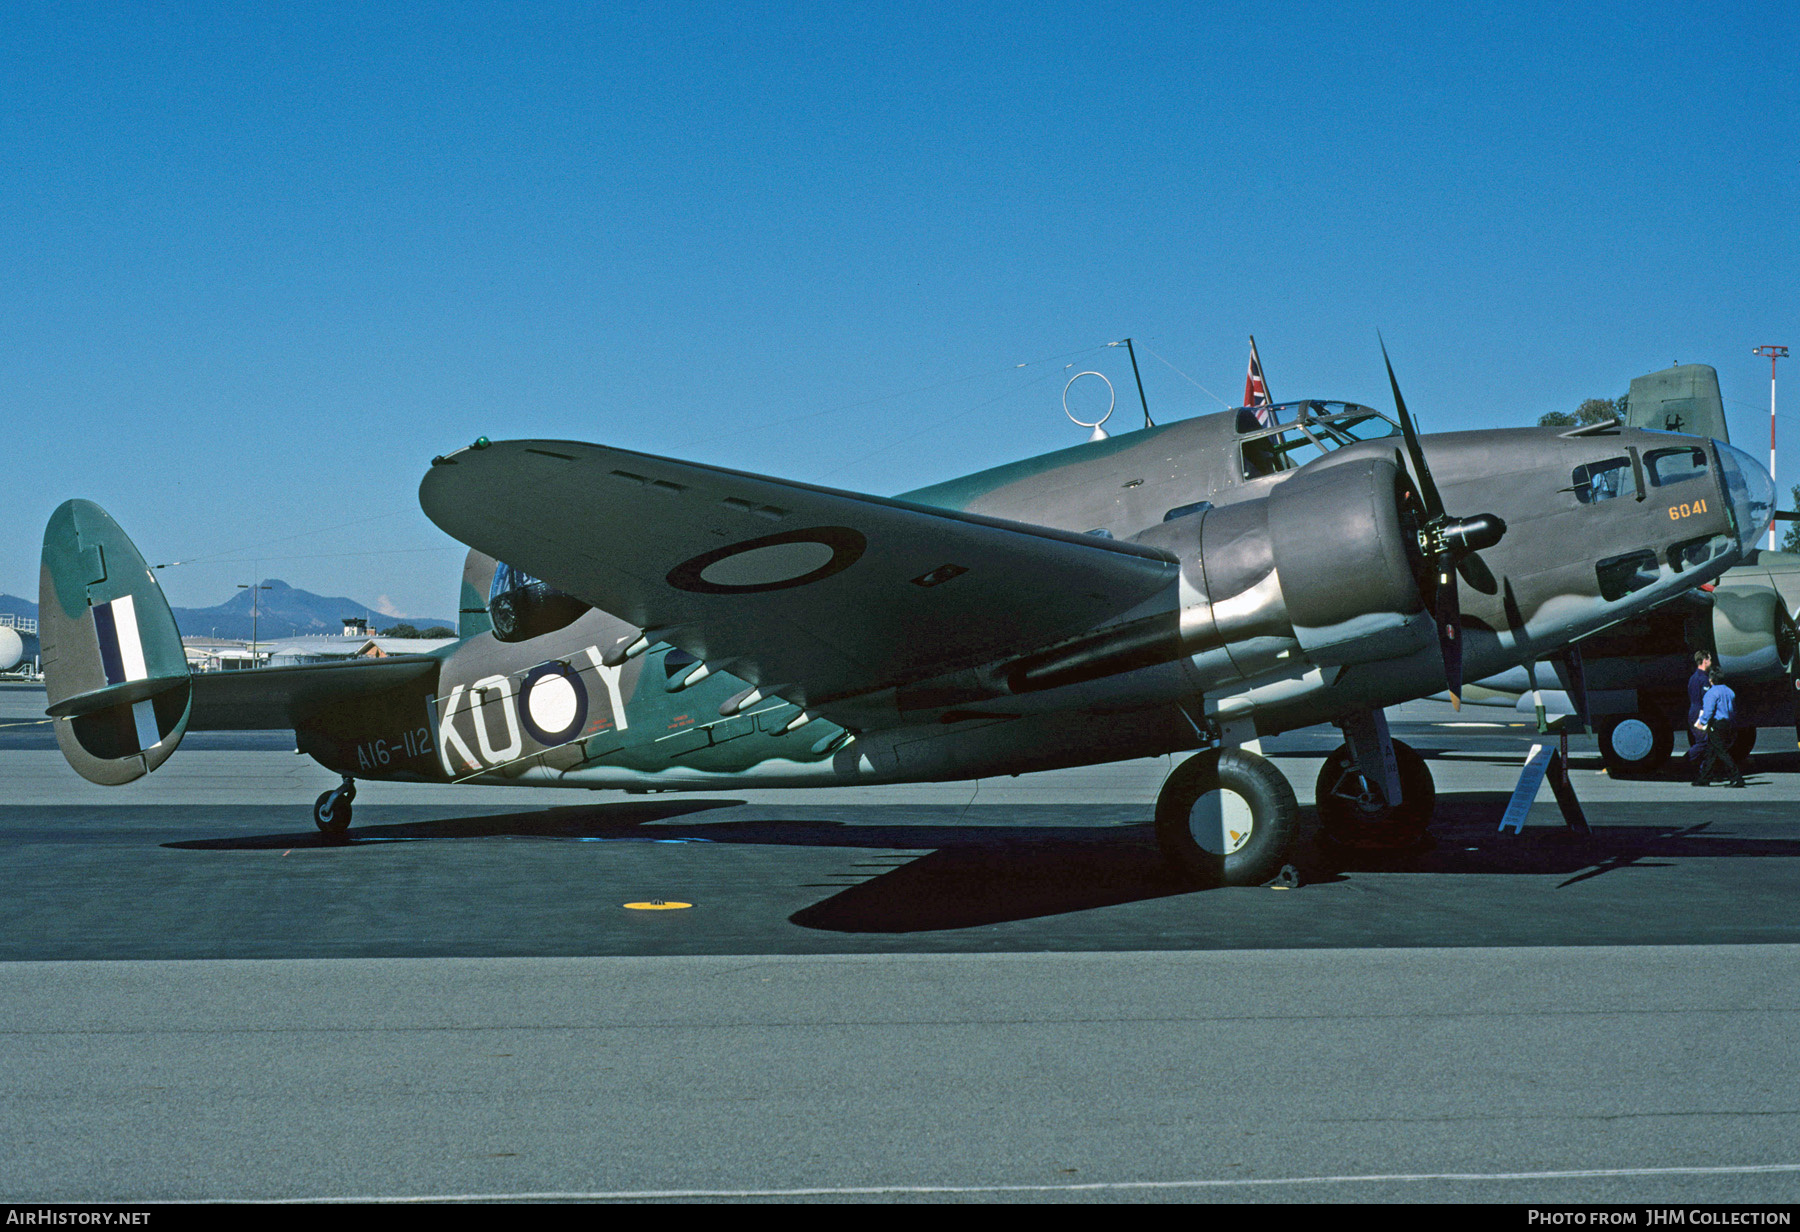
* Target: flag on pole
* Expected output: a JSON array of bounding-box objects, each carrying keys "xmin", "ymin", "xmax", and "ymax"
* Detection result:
[{"xmin": 1245, "ymin": 335, "xmax": 1274, "ymax": 425}]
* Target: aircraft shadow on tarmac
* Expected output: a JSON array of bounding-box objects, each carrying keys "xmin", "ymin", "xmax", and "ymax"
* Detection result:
[{"xmin": 163, "ymin": 789, "xmax": 1800, "ymax": 934}]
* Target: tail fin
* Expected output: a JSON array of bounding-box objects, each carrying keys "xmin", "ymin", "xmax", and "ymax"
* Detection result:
[
  {"xmin": 459, "ymin": 547, "xmax": 498, "ymax": 639},
  {"xmin": 39, "ymin": 500, "xmax": 191, "ymax": 784},
  {"xmin": 1624, "ymin": 364, "xmax": 1728, "ymax": 442}
]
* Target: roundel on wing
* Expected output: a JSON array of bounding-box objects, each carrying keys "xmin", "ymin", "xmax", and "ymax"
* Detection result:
[
  {"xmin": 517, "ymin": 660, "xmax": 588, "ymax": 746},
  {"xmin": 666, "ymin": 527, "xmax": 867, "ymax": 595}
]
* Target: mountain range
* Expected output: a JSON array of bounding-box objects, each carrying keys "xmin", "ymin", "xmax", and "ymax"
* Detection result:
[{"xmin": 0, "ymin": 582, "xmax": 454, "ymax": 642}]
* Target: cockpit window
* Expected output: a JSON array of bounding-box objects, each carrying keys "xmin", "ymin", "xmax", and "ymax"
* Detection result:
[
  {"xmin": 1572, "ymin": 458, "xmax": 1630, "ymax": 504},
  {"xmin": 1237, "ymin": 401, "xmax": 1398, "ymax": 479},
  {"xmin": 1646, "ymin": 446, "xmax": 1708, "ymax": 487},
  {"xmin": 1235, "ymin": 405, "xmax": 1295, "ymax": 433}
]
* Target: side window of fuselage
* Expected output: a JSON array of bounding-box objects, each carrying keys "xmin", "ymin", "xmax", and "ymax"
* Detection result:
[
  {"xmin": 1572, "ymin": 458, "xmax": 1630, "ymax": 504},
  {"xmin": 1646, "ymin": 446, "xmax": 1708, "ymax": 488}
]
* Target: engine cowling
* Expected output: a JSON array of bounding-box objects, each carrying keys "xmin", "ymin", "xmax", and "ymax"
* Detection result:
[
  {"xmin": 1263, "ymin": 454, "xmax": 1429, "ymax": 665},
  {"xmin": 1704, "ymin": 586, "xmax": 1798, "ymax": 683},
  {"xmin": 1007, "ymin": 456, "xmax": 1428, "ymax": 693},
  {"xmin": 1168, "ymin": 454, "xmax": 1427, "ymax": 669}
]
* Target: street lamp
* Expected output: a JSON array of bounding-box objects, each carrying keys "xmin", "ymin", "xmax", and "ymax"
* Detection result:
[
  {"xmin": 1754, "ymin": 346, "xmax": 1789, "ymax": 551},
  {"xmin": 238, "ymin": 578, "xmax": 271, "ymax": 667}
]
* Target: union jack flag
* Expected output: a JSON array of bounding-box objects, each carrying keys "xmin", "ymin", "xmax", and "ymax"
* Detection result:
[{"xmin": 1244, "ymin": 335, "xmax": 1274, "ymax": 425}]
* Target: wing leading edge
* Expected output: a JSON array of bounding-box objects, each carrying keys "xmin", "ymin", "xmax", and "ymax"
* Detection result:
[{"xmin": 418, "ymin": 439, "xmax": 1178, "ymax": 710}]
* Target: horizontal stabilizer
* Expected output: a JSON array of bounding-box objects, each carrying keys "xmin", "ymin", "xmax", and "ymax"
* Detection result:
[
  {"xmin": 39, "ymin": 501, "xmax": 192, "ymax": 784},
  {"xmin": 189, "ymin": 655, "xmax": 440, "ymax": 730}
]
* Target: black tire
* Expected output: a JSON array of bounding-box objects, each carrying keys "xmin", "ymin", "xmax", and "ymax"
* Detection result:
[
  {"xmin": 313, "ymin": 789, "xmax": 352, "ymax": 836},
  {"xmin": 1155, "ymin": 748, "xmax": 1298, "ymax": 887},
  {"xmin": 1315, "ymin": 738, "xmax": 1436, "ymax": 850},
  {"xmin": 1598, "ymin": 714, "xmax": 1673, "ymax": 779},
  {"xmin": 1730, "ymin": 725, "xmax": 1757, "ymax": 764}
]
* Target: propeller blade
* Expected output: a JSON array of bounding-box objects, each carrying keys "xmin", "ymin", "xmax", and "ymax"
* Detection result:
[
  {"xmin": 1433, "ymin": 550, "xmax": 1463, "ymax": 709},
  {"xmin": 1380, "ymin": 334, "xmax": 1444, "ymax": 521},
  {"xmin": 1456, "ymin": 551, "xmax": 1499, "ymax": 595}
]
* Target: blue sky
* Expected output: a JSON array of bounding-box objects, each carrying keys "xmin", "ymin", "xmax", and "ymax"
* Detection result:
[{"xmin": 4, "ymin": 1, "xmax": 1794, "ymax": 618}]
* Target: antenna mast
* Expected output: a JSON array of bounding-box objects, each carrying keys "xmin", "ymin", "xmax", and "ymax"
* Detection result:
[{"xmin": 1120, "ymin": 338, "xmax": 1153, "ymax": 428}]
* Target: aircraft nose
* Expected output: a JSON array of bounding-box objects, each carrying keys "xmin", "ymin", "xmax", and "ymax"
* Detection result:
[{"xmin": 1716, "ymin": 442, "xmax": 1777, "ymax": 554}]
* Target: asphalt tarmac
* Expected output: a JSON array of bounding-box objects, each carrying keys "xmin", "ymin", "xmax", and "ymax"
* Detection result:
[{"xmin": 2, "ymin": 680, "xmax": 1798, "ymax": 1204}]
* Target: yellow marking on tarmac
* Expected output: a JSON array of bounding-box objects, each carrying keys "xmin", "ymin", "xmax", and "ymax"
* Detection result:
[{"xmin": 624, "ymin": 900, "xmax": 693, "ymax": 911}]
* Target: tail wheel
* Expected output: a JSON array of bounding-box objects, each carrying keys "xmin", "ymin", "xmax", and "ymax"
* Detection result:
[
  {"xmin": 1155, "ymin": 748, "xmax": 1298, "ymax": 887},
  {"xmin": 1598, "ymin": 714, "xmax": 1673, "ymax": 779},
  {"xmin": 1315, "ymin": 738, "xmax": 1435, "ymax": 850},
  {"xmin": 313, "ymin": 783, "xmax": 355, "ymax": 837}
]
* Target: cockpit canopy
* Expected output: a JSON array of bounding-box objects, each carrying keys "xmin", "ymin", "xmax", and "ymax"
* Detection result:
[
  {"xmin": 487, "ymin": 561, "xmax": 592, "ymax": 643},
  {"xmin": 1236, "ymin": 401, "xmax": 1398, "ymax": 479}
]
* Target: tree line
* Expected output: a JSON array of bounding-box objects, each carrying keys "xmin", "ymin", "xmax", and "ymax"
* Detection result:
[{"xmin": 1537, "ymin": 396, "xmax": 1628, "ymax": 428}]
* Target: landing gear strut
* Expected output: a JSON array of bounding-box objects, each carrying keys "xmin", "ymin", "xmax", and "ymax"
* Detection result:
[
  {"xmin": 314, "ymin": 776, "xmax": 356, "ymax": 838},
  {"xmin": 1156, "ymin": 747, "xmax": 1298, "ymax": 886},
  {"xmin": 1316, "ymin": 710, "xmax": 1436, "ymax": 849}
]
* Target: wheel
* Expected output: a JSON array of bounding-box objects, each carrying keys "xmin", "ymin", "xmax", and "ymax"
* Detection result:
[
  {"xmin": 1155, "ymin": 748, "xmax": 1298, "ymax": 886},
  {"xmin": 313, "ymin": 787, "xmax": 353, "ymax": 836},
  {"xmin": 1598, "ymin": 713, "xmax": 1673, "ymax": 778},
  {"xmin": 1315, "ymin": 738, "xmax": 1436, "ymax": 850},
  {"xmin": 1730, "ymin": 725, "xmax": 1757, "ymax": 764}
]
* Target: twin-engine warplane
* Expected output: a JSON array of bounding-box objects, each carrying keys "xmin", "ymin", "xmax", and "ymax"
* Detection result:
[{"xmin": 39, "ymin": 349, "xmax": 1776, "ymax": 884}]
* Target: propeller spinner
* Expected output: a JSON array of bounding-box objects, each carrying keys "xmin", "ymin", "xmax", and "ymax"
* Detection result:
[{"xmin": 1381, "ymin": 338, "xmax": 1507, "ymax": 709}]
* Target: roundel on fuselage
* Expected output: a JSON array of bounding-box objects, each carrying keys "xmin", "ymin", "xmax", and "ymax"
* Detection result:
[
  {"xmin": 666, "ymin": 527, "xmax": 866, "ymax": 595},
  {"xmin": 517, "ymin": 660, "xmax": 588, "ymax": 746}
]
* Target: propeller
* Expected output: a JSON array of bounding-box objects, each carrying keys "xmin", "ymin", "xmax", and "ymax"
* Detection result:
[{"xmin": 1381, "ymin": 337, "xmax": 1508, "ymax": 709}]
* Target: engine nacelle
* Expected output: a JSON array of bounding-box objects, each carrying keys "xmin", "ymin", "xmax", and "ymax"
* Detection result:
[
  {"xmin": 1167, "ymin": 454, "xmax": 1426, "ymax": 670},
  {"xmin": 1703, "ymin": 585, "xmax": 1798, "ymax": 684},
  {"xmin": 1008, "ymin": 457, "xmax": 1427, "ymax": 693},
  {"xmin": 1263, "ymin": 455, "xmax": 1429, "ymax": 665}
]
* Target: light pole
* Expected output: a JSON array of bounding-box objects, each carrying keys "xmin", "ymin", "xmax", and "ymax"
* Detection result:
[
  {"xmin": 238, "ymin": 574, "xmax": 271, "ymax": 667},
  {"xmin": 1754, "ymin": 346, "xmax": 1789, "ymax": 550}
]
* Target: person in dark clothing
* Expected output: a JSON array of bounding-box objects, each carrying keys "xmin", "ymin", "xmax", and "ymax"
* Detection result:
[
  {"xmin": 1694, "ymin": 668, "xmax": 1747, "ymax": 788},
  {"xmin": 1685, "ymin": 650, "xmax": 1714, "ymax": 773}
]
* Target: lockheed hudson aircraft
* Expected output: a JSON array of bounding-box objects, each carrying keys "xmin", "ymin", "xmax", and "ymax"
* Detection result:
[{"xmin": 38, "ymin": 354, "xmax": 1778, "ymax": 884}]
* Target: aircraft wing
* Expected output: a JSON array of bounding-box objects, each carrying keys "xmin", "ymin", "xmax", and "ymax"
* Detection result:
[
  {"xmin": 418, "ymin": 439, "xmax": 1178, "ymax": 710},
  {"xmin": 189, "ymin": 656, "xmax": 441, "ymax": 730}
]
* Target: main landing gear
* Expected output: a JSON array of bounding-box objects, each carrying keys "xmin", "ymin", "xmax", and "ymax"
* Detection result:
[
  {"xmin": 313, "ymin": 776, "xmax": 356, "ymax": 839},
  {"xmin": 1314, "ymin": 709, "xmax": 1436, "ymax": 849},
  {"xmin": 1597, "ymin": 715, "xmax": 1754, "ymax": 779},
  {"xmin": 1155, "ymin": 746, "xmax": 1298, "ymax": 886},
  {"xmin": 1156, "ymin": 707, "xmax": 1442, "ymax": 884},
  {"xmin": 1597, "ymin": 713, "xmax": 1672, "ymax": 779}
]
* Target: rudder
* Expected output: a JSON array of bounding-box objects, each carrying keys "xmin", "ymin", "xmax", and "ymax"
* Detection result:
[{"xmin": 39, "ymin": 500, "xmax": 191, "ymax": 784}]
